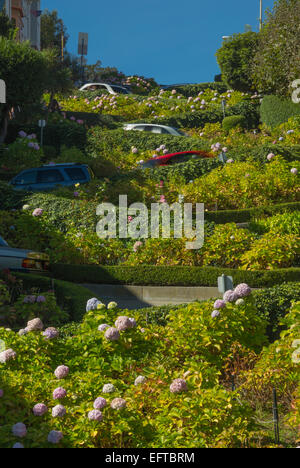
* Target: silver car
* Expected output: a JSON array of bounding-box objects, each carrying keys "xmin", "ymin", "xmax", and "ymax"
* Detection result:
[
  {"xmin": 123, "ymin": 123, "xmax": 188, "ymax": 136},
  {"xmin": 0, "ymin": 236, "xmax": 49, "ymax": 273}
]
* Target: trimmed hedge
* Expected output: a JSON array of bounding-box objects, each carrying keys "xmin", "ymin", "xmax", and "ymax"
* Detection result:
[
  {"xmin": 205, "ymin": 202, "xmax": 300, "ymax": 224},
  {"xmin": 87, "ymin": 127, "xmax": 211, "ymax": 156},
  {"xmin": 14, "ymin": 272, "xmax": 92, "ymax": 322},
  {"xmin": 131, "ymin": 101, "xmax": 259, "ymax": 131},
  {"xmin": 222, "ymin": 115, "xmax": 247, "ymax": 133},
  {"xmin": 132, "ymin": 109, "xmax": 225, "ymax": 129},
  {"xmin": 23, "ymin": 192, "xmax": 98, "ymax": 232},
  {"xmin": 50, "ymin": 264, "xmax": 300, "ymax": 288},
  {"xmin": 260, "ymin": 95, "xmax": 300, "ymax": 129},
  {"xmin": 229, "ymin": 144, "xmax": 300, "ymax": 163}
]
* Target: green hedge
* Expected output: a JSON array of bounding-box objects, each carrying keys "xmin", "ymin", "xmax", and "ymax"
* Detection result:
[
  {"xmin": 222, "ymin": 115, "xmax": 247, "ymax": 133},
  {"xmin": 50, "ymin": 264, "xmax": 300, "ymax": 288},
  {"xmin": 253, "ymin": 282, "xmax": 300, "ymax": 341},
  {"xmin": 131, "ymin": 101, "xmax": 259, "ymax": 130},
  {"xmin": 260, "ymin": 95, "xmax": 300, "ymax": 129},
  {"xmin": 6, "ymin": 121, "xmax": 87, "ymax": 151},
  {"xmin": 14, "ymin": 272, "xmax": 92, "ymax": 322},
  {"xmin": 23, "ymin": 192, "xmax": 98, "ymax": 232},
  {"xmin": 87, "ymin": 128, "xmax": 210, "ymax": 156},
  {"xmin": 205, "ymin": 202, "xmax": 300, "ymax": 224},
  {"xmin": 229, "ymin": 144, "xmax": 300, "ymax": 163}
]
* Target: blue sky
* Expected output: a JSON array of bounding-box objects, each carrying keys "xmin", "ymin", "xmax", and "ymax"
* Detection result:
[{"xmin": 41, "ymin": 0, "xmax": 275, "ymax": 85}]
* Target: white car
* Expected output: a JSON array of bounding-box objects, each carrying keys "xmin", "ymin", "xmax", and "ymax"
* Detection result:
[
  {"xmin": 123, "ymin": 123, "xmax": 188, "ymax": 136},
  {"xmin": 0, "ymin": 236, "xmax": 49, "ymax": 273},
  {"xmin": 79, "ymin": 83, "xmax": 131, "ymax": 95}
]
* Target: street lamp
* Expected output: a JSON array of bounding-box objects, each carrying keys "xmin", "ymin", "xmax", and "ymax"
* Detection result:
[{"xmin": 259, "ymin": 0, "xmax": 263, "ymax": 31}]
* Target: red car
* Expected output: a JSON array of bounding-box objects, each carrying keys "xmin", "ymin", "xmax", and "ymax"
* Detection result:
[{"xmin": 140, "ymin": 151, "xmax": 215, "ymax": 169}]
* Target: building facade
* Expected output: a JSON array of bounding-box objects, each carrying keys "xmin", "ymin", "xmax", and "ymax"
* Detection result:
[{"xmin": 0, "ymin": 0, "xmax": 41, "ymax": 50}]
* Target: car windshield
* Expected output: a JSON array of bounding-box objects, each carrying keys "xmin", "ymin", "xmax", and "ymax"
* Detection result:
[{"xmin": 0, "ymin": 236, "xmax": 9, "ymax": 247}]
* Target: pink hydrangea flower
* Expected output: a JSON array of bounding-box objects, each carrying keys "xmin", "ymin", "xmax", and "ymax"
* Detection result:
[
  {"xmin": 54, "ymin": 365, "xmax": 69, "ymax": 380},
  {"xmin": 115, "ymin": 316, "xmax": 132, "ymax": 331},
  {"xmin": 26, "ymin": 318, "xmax": 43, "ymax": 332},
  {"xmin": 12, "ymin": 423, "xmax": 27, "ymax": 438},
  {"xmin": 267, "ymin": 153, "xmax": 275, "ymax": 161},
  {"xmin": 170, "ymin": 378, "xmax": 188, "ymax": 393},
  {"xmin": 291, "ymin": 168, "xmax": 298, "ymax": 175},
  {"xmin": 110, "ymin": 398, "xmax": 126, "ymax": 409},
  {"xmin": 213, "ymin": 299, "xmax": 226, "ymax": 309},
  {"xmin": 133, "ymin": 241, "xmax": 143, "ymax": 252},
  {"xmin": 223, "ymin": 290, "xmax": 238, "ymax": 303},
  {"xmin": 48, "ymin": 430, "xmax": 63, "ymax": 444},
  {"xmin": 52, "ymin": 404, "xmax": 66, "ymax": 418},
  {"xmin": 32, "ymin": 208, "xmax": 43, "ymax": 217},
  {"xmin": 88, "ymin": 409, "xmax": 103, "ymax": 421},
  {"xmin": 93, "ymin": 397, "xmax": 107, "ymax": 410},
  {"xmin": 0, "ymin": 348, "xmax": 17, "ymax": 363},
  {"xmin": 234, "ymin": 283, "xmax": 251, "ymax": 298},
  {"xmin": 43, "ymin": 327, "xmax": 59, "ymax": 340},
  {"xmin": 33, "ymin": 403, "xmax": 48, "ymax": 416},
  {"xmin": 52, "ymin": 387, "xmax": 67, "ymax": 400},
  {"xmin": 104, "ymin": 327, "xmax": 120, "ymax": 341},
  {"xmin": 211, "ymin": 310, "xmax": 220, "ymax": 318}
]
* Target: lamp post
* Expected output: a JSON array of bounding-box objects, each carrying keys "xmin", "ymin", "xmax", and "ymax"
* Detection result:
[{"xmin": 259, "ymin": 0, "xmax": 263, "ymax": 31}]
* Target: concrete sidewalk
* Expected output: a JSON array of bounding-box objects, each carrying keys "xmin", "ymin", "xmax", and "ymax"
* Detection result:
[{"xmin": 80, "ymin": 284, "xmax": 222, "ymax": 310}]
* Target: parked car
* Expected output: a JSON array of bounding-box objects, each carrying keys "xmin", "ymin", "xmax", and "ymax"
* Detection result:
[
  {"xmin": 139, "ymin": 151, "xmax": 215, "ymax": 169},
  {"xmin": 123, "ymin": 123, "xmax": 188, "ymax": 136},
  {"xmin": 79, "ymin": 83, "xmax": 131, "ymax": 95},
  {"xmin": 0, "ymin": 236, "xmax": 49, "ymax": 273},
  {"xmin": 9, "ymin": 163, "xmax": 94, "ymax": 192}
]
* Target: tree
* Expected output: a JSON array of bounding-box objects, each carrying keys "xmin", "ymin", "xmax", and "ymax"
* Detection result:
[
  {"xmin": 0, "ymin": 11, "xmax": 16, "ymax": 39},
  {"xmin": 41, "ymin": 9, "xmax": 69, "ymax": 53},
  {"xmin": 215, "ymin": 32, "xmax": 259, "ymax": 92},
  {"xmin": 251, "ymin": 0, "xmax": 300, "ymax": 97},
  {"xmin": 0, "ymin": 37, "xmax": 48, "ymax": 142},
  {"xmin": 41, "ymin": 48, "xmax": 73, "ymax": 121}
]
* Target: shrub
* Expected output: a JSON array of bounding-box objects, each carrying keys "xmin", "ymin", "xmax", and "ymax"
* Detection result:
[
  {"xmin": 202, "ymin": 224, "xmax": 255, "ymax": 268},
  {"xmin": 241, "ymin": 233, "xmax": 300, "ymax": 270},
  {"xmin": 6, "ymin": 120, "xmax": 87, "ymax": 151},
  {"xmin": 231, "ymin": 144, "xmax": 300, "ymax": 164},
  {"xmin": 222, "ymin": 115, "xmax": 247, "ymax": 133},
  {"xmin": 253, "ymin": 282, "xmax": 300, "ymax": 340},
  {"xmin": 260, "ymin": 95, "xmax": 300, "ymax": 129},
  {"xmin": 13, "ymin": 273, "xmax": 92, "ymax": 322},
  {"xmin": 1, "ymin": 135, "xmax": 42, "ymax": 173},
  {"xmin": 240, "ymin": 302, "xmax": 300, "ymax": 410},
  {"xmin": 216, "ymin": 32, "xmax": 259, "ymax": 92}
]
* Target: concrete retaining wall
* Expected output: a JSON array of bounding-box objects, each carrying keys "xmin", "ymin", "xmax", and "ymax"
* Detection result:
[{"xmin": 81, "ymin": 284, "xmax": 222, "ymax": 309}]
